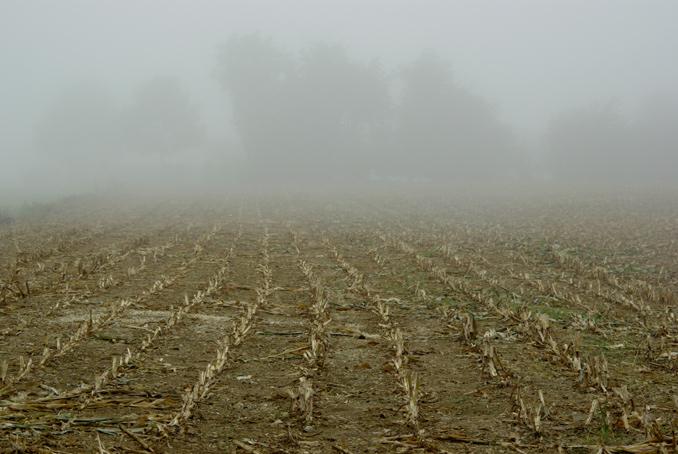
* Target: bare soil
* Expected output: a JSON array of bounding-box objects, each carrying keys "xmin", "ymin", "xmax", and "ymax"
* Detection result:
[{"xmin": 0, "ymin": 195, "xmax": 677, "ymax": 453}]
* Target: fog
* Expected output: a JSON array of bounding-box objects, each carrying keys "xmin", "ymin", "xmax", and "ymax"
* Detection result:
[{"xmin": 2, "ymin": 0, "xmax": 678, "ymax": 201}]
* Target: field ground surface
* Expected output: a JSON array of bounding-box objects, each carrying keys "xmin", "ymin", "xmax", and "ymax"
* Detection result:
[{"xmin": 0, "ymin": 194, "xmax": 677, "ymax": 453}]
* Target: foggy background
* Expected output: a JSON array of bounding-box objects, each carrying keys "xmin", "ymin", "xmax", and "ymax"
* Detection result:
[{"xmin": 1, "ymin": 0, "xmax": 677, "ymax": 202}]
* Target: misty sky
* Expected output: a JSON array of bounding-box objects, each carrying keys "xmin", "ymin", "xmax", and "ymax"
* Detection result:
[{"xmin": 1, "ymin": 0, "xmax": 678, "ymax": 196}]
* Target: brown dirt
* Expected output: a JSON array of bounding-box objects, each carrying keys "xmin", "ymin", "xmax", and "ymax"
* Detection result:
[{"xmin": 1, "ymin": 195, "xmax": 677, "ymax": 453}]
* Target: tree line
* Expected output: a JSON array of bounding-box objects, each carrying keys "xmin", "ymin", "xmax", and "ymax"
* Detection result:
[
  {"xmin": 218, "ymin": 35, "xmax": 519, "ymax": 182},
  {"xmin": 33, "ymin": 35, "xmax": 678, "ymax": 187}
]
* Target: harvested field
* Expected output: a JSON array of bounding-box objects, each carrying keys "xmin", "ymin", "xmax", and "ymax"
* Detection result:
[{"xmin": 0, "ymin": 194, "xmax": 677, "ymax": 453}]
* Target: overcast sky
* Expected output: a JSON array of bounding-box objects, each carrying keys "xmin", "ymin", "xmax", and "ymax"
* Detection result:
[{"xmin": 2, "ymin": 0, "xmax": 677, "ymax": 182}]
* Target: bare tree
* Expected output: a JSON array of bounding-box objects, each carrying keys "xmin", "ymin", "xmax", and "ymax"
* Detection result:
[
  {"xmin": 394, "ymin": 51, "xmax": 517, "ymax": 181},
  {"xmin": 546, "ymin": 103, "xmax": 635, "ymax": 184},
  {"xmin": 217, "ymin": 35, "xmax": 389, "ymax": 182}
]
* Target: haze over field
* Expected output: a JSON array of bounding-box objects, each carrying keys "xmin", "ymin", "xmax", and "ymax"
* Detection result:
[
  {"xmin": 1, "ymin": 0, "xmax": 677, "ymax": 200},
  {"xmin": 2, "ymin": 4, "xmax": 678, "ymax": 450}
]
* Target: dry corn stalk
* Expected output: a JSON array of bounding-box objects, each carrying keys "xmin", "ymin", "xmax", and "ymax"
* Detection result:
[
  {"xmin": 169, "ymin": 227, "xmax": 268, "ymax": 430},
  {"xmin": 288, "ymin": 376, "xmax": 314, "ymax": 424},
  {"xmin": 513, "ymin": 387, "xmax": 548, "ymax": 434},
  {"xmin": 0, "ymin": 231, "xmax": 237, "ymax": 397},
  {"xmin": 327, "ymin": 238, "xmax": 421, "ymax": 435},
  {"xmin": 290, "ymin": 236, "xmax": 333, "ymax": 424}
]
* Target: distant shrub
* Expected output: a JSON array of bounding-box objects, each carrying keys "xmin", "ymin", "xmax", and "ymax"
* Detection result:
[
  {"xmin": 16, "ymin": 202, "xmax": 55, "ymax": 221},
  {"xmin": 0, "ymin": 210, "xmax": 15, "ymax": 226}
]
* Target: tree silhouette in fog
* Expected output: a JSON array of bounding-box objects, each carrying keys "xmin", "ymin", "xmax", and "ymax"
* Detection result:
[
  {"xmin": 546, "ymin": 104, "xmax": 635, "ymax": 183},
  {"xmin": 218, "ymin": 35, "xmax": 389, "ymax": 181},
  {"xmin": 32, "ymin": 81, "xmax": 121, "ymax": 191},
  {"xmin": 34, "ymin": 82, "xmax": 119, "ymax": 162},
  {"xmin": 218, "ymin": 38, "xmax": 518, "ymax": 182},
  {"xmin": 545, "ymin": 94, "xmax": 678, "ymax": 185},
  {"xmin": 635, "ymin": 92, "xmax": 678, "ymax": 183},
  {"xmin": 36, "ymin": 78, "xmax": 204, "ymax": 159},
  {"xmin": 121, "ymin": 77, "xmax": 204, "ymax": 156},
  {"xmin": 293, "ymin": 44, "xmax": 389, "ymax": 177},
  {"xmin": 217, "ymin": 35, "xmax": 295, "ymax": 179},
  {"xmin": 394, "ymin": 52, "xmax": 516, "ymax": 180}
]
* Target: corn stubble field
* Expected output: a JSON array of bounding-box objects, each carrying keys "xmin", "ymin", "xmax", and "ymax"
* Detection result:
[{"xmin": 0, "ymin": 195, "xmax": 677, "ymax": 453}]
